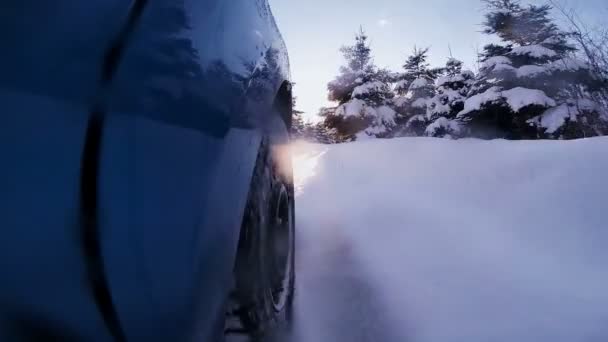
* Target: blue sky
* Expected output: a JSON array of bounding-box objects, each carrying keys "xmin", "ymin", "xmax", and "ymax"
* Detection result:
[{"xmin": 269, "ymin": 0, "xmax": 606, "ymax": 121}]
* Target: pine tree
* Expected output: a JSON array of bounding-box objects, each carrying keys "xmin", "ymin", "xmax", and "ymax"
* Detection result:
[
  {"xmin": 393, "ymin": 47, "xmax": 443, "ymax": 136},
  {"xmin": 290, "ymin": 95, "xmax": 307, "ymax": 139},
  {"xmin": 327, "ymin": 27, "xmax": 374, "ymax": 105},
  {"xmin": 458, "ymin": 0, "xmax": 608, "ymax": 139},
  {"xmin": 323, "ymin": 28, "xmax": 396, "ymax": 141},
  {"xmin": 312, "ymin": 107, "xmax": 340, "ymax": 143},
  {"xmin": 426, "ymin": 58, "xmax": 474, "ymax": 138}
]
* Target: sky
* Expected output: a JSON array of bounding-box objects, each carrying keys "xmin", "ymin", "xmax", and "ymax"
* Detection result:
[{"xmin": 269, "ymin": 0, "xmax": 606, "ymax": 121}]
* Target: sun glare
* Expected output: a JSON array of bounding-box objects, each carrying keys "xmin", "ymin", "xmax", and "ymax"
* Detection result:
[{"xmin": 291, "ymin": 142, "xmax": 327, "ymax": 196}]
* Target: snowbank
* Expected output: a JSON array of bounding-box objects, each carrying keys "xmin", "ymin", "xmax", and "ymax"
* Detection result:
[{"xmin": 294, "ymin": 137, "xmax": 608, "ymax": 342}]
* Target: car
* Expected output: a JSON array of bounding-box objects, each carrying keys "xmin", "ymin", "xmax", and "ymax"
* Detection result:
[{"xmin": 0, "ymin": 0, "xmax": 295, "ymax": 341}]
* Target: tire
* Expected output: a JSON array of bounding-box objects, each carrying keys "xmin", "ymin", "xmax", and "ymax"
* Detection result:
[{"xmin": 227, "ymin": 138, "xmax": 295, "ymax": 338}]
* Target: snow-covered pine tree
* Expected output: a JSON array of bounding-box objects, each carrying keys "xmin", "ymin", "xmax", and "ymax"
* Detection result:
[
  {"xmin": 312, "ymin": 107, "xmax": 340, "ymax": 143},
  {"xmin": 458, "ymin": 0, "xmax": 608, "ymax": 139},
  {"xmin": 425, "ymin": 58, "xmax": 474, "ymax": 138},
  {"xmin": 323, "ymin": 28, "xmax": 396, "ymax": 141},
  {"xmin": 393, "ymin": 47, "xmax": 442, "ymax": 136}
]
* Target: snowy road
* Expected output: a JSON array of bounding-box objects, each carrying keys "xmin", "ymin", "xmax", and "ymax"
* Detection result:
[
  {"xmin": 231, "ymin": 209, "xmax": 410, "ymax": 342},
  {"xmin": 235, "ymin": 137, "xmax": 608, "ymax": 342}
]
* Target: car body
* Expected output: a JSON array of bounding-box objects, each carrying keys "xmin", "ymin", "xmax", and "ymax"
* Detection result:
[{"xmin": 0, "ymin": 0, "xmax": 293, "ymax": 341}]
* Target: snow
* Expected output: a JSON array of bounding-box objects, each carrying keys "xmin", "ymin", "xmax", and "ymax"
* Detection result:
[
  {"xmin": 355, "ymin": 130, "xmax": 374, "ymax": 141},
  {"xmin": 480, "ymin": 57, "xmax": 516, "ymax": 73},
  {"xmin": 335, "ymin": 99, "xmax": 374, "ymax": 118},
  {"xmin": 435, "ymin": 76, "xmax": 450, "ymax": 87},
  {"xmin": 407, "ymin": 114, "xmax": 426, "ymax": 125},
  {"xmin": 428, "ymin": 100, "xmax": 450, "ymax": 117},
  {"xmin": 493, "ymin": 63, "xmax": 516, "ymax": 72},
  {"xmin": 436, "ymin": 74, "xmax": 464, "ymax": 87},
  {"xmin": 293, "ymin": 137, "xmax": 608, "ymax": 342},
  {"xmin": 510, "ymin": 45, "xmax": 558, "ymax": 59},
  {"xmin": 482, "ymin": 56, "xmax": 512, "ymax": 69},
  {"xmin": 425, "ymin": 117, "xmax": 460, "ymax": 136},
  {"xmin": 501, "ymin": 87, "xmax": 556, "ymax": 112},
  {"xmin": 532, "ymin": 104, "xmax": 575, "ymax": 134},
  {"xmin": 409, "ymin": 77, "xmax": 429, "ymax": 90},
  {"xmin": 530, "ymin": 99, "xmax": 600, "ymax": 134},
  {"xmin": 363, "ymin": 125, "xmax": 390, "ymax": 136},
  {"xmin": 411, "ymin": 97, "xmax": 428, "ymax": 108},
  {"xmin": 458, "ymin": 86, "xmax": 502, "ymax": 116},
  {"xmin": 549, "ymin": 57, "xmax": 589, "ymax": 71},
  {"xmin": 375, "ymin": 105, "xmax": 396, "ymax": 123},
  {"xmin": 362, "ymin": 105, "xmax": 396, "ymax": 137},
  {"xmin": 393, "ymin": 96, "xmax": 409, "ymax": 107},
  {"xmin": 334, "ymin": 100, "xmax": 396, "ymax": 138},
  {"xmin": 441, "ymin": 89, "xmax": 463, "ymax": 102},
  {"xmin": 459, "ymin": 87, "xmax": 556, "ymax": 116},
  {"xmin": 542, "ymin": 36, "xmax": 563, "ymax": 45},
  {"xmin": 428, "ymin": 89, "xmax": 464, "ymax": 117},
  {"xmin": 352, "ymin": 81, "xmax": 386, "ymax": 97},
  {"xmin": 393, "ymin": 79, "xmax": 409, "ymax": 92},
  {"xmin": 461, "ymin": 70, "xmax": 475, "ymax": 79},
  {"xmin": 516, "ymin": 64, "xmax": 547, "ymax": 78}
]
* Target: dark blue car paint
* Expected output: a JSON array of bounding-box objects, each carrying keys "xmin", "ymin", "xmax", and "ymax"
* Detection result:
[
  {"xmin": 0, "ymin": 0, "xmax": 290, "ymax": 340},
  {"xmin": 0, "ymin": 91, "xmax": 115, "ymax": 341}
]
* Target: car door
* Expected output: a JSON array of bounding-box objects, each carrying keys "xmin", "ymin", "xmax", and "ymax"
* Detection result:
[{"xmin": 0, "ymin": 2, "xmax": 138, "ymax": 341}]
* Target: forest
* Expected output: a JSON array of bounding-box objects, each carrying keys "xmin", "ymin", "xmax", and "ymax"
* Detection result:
[{"xmin": 292, "ymin": 0, "xmax": 608, "ymax": 143}]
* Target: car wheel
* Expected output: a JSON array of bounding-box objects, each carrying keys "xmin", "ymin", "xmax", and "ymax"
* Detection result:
[{"xmin": 226, "ymin": 138, "xmax": 295, "ymax": 338}]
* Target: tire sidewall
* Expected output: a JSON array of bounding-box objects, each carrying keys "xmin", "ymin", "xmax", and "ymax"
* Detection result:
[{"xmin": 234, "ymin": 138, "xmax": 295, "ymax": 336}]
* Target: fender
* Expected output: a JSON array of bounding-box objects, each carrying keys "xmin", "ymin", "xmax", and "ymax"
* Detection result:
[{"xmin": 98, "ymin": 115, "xmax": 262, "ymax": 341}]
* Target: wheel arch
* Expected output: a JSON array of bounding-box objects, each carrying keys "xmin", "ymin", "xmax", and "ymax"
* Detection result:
[{"xmin": 273, "ymin": 81, "xmax": 294, "ymax": 131}]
